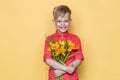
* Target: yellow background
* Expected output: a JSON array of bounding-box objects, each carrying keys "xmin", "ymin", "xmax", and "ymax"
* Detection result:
[{"xmin": 0, "ymin": 0, "xmax": 120, "ymax": 80}]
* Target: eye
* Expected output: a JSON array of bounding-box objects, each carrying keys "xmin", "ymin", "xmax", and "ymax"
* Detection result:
[
  {"xmin": 65, "ymin": 20, "xmax": 69, "ymax": 22},
  {"xmin": 57, "ymin": 20, "xmax": 61, "ymax": 22}
]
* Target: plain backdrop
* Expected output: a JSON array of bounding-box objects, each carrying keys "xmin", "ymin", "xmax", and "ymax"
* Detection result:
[{"xmin": 0, "ymin": 0, "xmax": 120, "ymax": 80}]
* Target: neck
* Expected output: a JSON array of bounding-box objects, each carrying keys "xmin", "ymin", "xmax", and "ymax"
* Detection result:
[{"xmin": 57, "ymin": 30, "xmax": 67, "ymax": 34}]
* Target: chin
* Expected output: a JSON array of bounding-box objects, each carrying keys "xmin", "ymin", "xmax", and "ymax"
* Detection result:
[{"xmin": 60, "ymin": 31, "xmax": 67, "ymax": 33}]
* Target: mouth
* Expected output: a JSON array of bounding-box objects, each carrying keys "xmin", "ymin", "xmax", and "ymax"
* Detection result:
[{"xmin": 59, "ymin": 27, "xmax": 67, "ymax": 29}]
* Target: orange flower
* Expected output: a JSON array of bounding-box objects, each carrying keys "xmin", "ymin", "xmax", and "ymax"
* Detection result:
[
  {"xmin": 55, "ymin": 50, "xmax": 61, "ymax": 56},
  {"xmin": 51, "ymin": 42, "xmax": 59, "ymax": 51},
  {"xmin": 48, "ymin": 47, "xmax": 51, "ymax": 52},
  {"xmin": 59, "ymin": 46, "xmax": 66, "ymax": 56},
  {"xmin": 47, "ymin": 39, "xmax": 79, "ymax": 65},
  {"xmin": 73, "ymin": 45, "xmax": 79, "ymax": 49}
]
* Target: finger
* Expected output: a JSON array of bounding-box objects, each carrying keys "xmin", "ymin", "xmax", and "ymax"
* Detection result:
[{"xmin": 54, "ymin": 74, "xmax": 58, "ymax": 78}]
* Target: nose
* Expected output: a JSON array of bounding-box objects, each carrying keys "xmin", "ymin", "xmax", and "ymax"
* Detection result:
[{"xmin": 61, "ymin": 21, "xmax": 65, "ymax": 26}]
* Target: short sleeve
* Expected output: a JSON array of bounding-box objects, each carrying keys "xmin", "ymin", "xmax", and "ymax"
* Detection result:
[
  {"xmin": 43, "ymin": 37, "xmax": 52, "ymax": 62},
  {"xmin": 73, "ymin": 36, "xmax": 84, "ymax": 60}
]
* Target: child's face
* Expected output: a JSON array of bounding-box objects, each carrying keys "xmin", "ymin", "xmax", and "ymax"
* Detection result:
[{"xmin": 53, "ymin": 13, "xmax": 71, "ymax": 33}]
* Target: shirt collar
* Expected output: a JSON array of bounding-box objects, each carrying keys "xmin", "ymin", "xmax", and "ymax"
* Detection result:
[{"xmin": 56, "ymin": 30, "xmax": 69, "ymax": 38}]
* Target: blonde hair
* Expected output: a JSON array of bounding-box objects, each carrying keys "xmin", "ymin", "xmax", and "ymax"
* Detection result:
[{"xmin": 53, "ymin": 5, "xmax": 71, "ymax": 19}]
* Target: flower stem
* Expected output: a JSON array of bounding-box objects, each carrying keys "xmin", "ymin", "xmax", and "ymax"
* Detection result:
[{"xmin": 56, "ymin": 76, "xmax": 62, "ymax": 80}]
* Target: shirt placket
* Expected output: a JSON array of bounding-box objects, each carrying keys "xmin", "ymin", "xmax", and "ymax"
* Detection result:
[{"xmin": 61, "ymin": 34, "xmax": 64, "ymax": 39}]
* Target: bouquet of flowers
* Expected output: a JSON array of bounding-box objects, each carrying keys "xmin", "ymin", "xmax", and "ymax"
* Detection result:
[{"xmin": 47, "ymin": 39, "xmax": 79, "ymax": 80}]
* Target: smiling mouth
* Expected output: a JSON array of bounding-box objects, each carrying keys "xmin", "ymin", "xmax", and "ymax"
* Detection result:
[{"xmin": 59, "ymin": 27, "xmax": 67, "ymax": 29}]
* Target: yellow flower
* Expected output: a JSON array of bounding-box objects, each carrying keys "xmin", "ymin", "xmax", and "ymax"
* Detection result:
[
  {"xmin": 47, "ymin": 39, "xmax": 79, "ymax": 64},
  {"xmin": 51, "ymin": 42, "xmax": 59, "ymax": 51},
  {"xmin": 68, "ymin": 40, "xmax": 72, "ymax": 46},
  {"xmin": 55, "ymin": 50, "xmax": 61, "ymax": 56},
  {"xmin": 48, "ymin": 47, "xmax": 51, "ymax": 52},
  {"xmin": 73, "ymin": 45, "xmax": 79, "ymax": 49},
  {"xmin": 68, "ymin": 46, "xmax": 73, "ymax": 52},
  {"xmin": 59, "ymin": 40, "xmax": 65, "ymax": 46},
  {"xmin": 67, "ymin": 40, "xmax": 79, "ymax": 51},
  {"xmin": 59, "ymin": 46, "xmax": 66, "ymax": 56},
  {"xmin": 49, "ymin": 42, "xmax": 52, "ymax": 46}
]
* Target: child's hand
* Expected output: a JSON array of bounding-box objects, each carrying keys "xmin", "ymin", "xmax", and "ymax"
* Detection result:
[
  {"xmin": 66, "ymin": 66, "xmax": 75, "ymax": 74},
  {"xmin": 54, "ymin": 69, "xmax": 65, "ymax": 77}
]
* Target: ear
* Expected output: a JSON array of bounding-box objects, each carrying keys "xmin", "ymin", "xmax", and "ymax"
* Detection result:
[
  {"xmin": 69, "ymin": 19, "xmax": 72, "ymax": 24},
  {"xmin": 70, "ymin": 18, "xmax": 72, "ymax": 22}
]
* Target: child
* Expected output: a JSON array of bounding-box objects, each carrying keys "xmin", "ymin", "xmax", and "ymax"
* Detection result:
[{"xmin": 44, "ymin": 5, "xmax": 84, "ymax": 80}]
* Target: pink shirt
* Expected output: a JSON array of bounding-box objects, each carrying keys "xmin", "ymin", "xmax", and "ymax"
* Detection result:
[{"xmin": 44, "ymin": 31, "xmax": 84, "ymax": 80}]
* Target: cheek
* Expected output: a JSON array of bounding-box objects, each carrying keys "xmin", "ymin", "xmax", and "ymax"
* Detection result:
[
  {"xmin": 56, "ymin": 23, "xmax": 61, "ymax": 26},
  {"xmin": 65, "ymin": 22, "xmax": 70, "ymax": 26}
]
